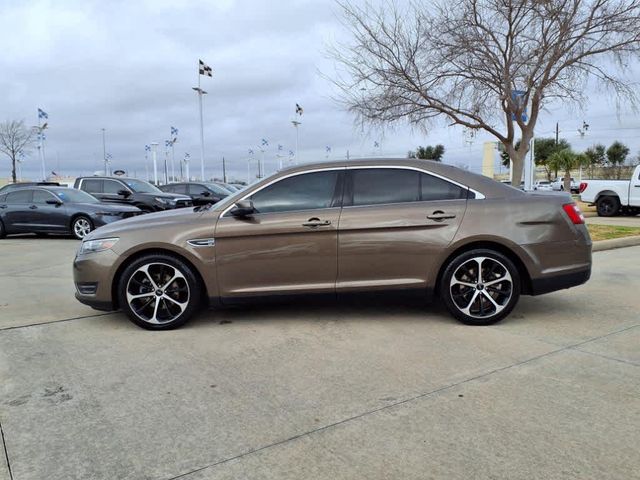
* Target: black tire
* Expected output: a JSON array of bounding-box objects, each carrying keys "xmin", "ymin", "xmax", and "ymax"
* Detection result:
[
  {"xmin": 0, "ymin": 219, "xmax": 5, "ymax": 239},
  {"xmin": 71, "ymin": 215, "xmax": 94, "ymax": 240},
  {"xmin": 439, "ymin": 249, "xmax": 521, "ymax": 326},
  {"xmin": 118, "ymin": 253, "xmax": 202, "ymax": 330},
  {"xmin": 596, "ymin": 196, "xmax": 620, "ymax": 217}
]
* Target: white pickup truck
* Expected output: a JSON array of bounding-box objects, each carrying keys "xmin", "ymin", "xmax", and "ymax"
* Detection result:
[{"xmin": 579, "ymin": 164, "xmax": 640, "ymax": 216}]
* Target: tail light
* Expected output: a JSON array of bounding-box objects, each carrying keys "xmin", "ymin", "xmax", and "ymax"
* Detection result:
[
  {"xmin": 579, "ymin": 182, "xmax": 588, "ymax": 193},
  {"xmin": 563, "ymin": 203, "xmax": 585, "ymax": 225}
]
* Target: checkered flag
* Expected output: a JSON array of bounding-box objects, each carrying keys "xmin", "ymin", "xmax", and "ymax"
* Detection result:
[
  {"xmin": 171, "ymin": 126, "xmax": 179, "ymax": 136},
  {"xmin": 38, "ymin": 108, "xmax": 48, "ymax": 120},
  {"xmin": 295, "ymin": 103, "xmax": 303, "ymax": 116},
  {"xmin": 145, "ymin": 145, "xmax": 151, "ymax": 152},
  {"xmin": 199, "ymin": 59, "xmax": 213, "ymax": 77}
]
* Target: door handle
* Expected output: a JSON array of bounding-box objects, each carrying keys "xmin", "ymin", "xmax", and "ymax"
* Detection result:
[
  {"xmin": 0, "ymin": 205, "xmax": 6, "ymax": 209},
  {"xmin": 427, "ymin": 211, "xmax": 456, "ymax": 221},
  {"xmin": 29, "ymin": 205, "xmax": 38, "ymax": 210},
  {"xmin": 302, "ymin": 218, "xmax": 331, "ymax": 227}
]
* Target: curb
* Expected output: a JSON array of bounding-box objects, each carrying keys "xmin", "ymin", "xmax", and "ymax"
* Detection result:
[{"xmin": 592, "ymin": 235, "xmax": 640, "ymax": 252}]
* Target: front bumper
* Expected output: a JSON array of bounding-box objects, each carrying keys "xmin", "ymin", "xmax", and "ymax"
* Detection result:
[{"xmin": 73, "ymin": 248, "xmax": 120, "ymax": 311}]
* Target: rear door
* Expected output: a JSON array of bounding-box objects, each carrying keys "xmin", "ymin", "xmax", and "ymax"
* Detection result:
[
  {"xmin": 337, "ymin": 167, "xmax": 468, "ymax": 293},
  {"xmin": 2, "ymin": 189, "xmax": 33, "ymax": 232},
  {"xmin": 79, "ymin": 179, "xmax": 104, "ymax": 200}
]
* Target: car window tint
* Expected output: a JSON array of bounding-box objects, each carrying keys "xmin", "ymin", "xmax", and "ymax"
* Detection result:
[
  {"xmin": 352, "ymin": 168, "xmax": 420, "ymax": 206},
  {"xmin": 6, "ymin": 189, "xmax": 32, "ymax": 204},
  {"xmin": 420, "ymin": 173, "xmax": 467, "ymax": 201},
  {"xmin": 250, "ymin": 171, "xmax": 339, "ymax": 214},
  {"xmin": 103, "ymin": 180, "xmax": 123, "ymax": 194},
  {"xmin": 33, "ymin": 190, "xmax": 55, "ymax": 204},
  {"xmin": 172, "ymin": 184, "xmax": 188, "ymax": 194},
  {"xmin": 82, "ymin": 179, "xmax": 102, "ymax": 193}
]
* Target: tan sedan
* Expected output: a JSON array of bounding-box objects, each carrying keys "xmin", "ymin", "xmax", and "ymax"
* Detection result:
[{"xmin": 73, "ymin": 159, "xmax": 592, "ymax": 330}]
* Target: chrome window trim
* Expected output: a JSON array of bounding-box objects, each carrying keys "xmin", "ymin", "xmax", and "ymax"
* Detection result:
[{"xmin": 220, "ymin": 164, "xmax": 485, "ymax": 217}]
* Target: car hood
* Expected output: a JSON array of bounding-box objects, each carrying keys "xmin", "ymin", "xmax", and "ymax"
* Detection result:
[
  {"xmin": 78, "ymin": 203, "xmax": 141, "ymax": 213},
  {"xmin": 142, "ymin": 192, "xmax": 191, "ymax": 200},
  {"xmin": 84, "ymin": 207, "xmax": 207, "ymax": 240}
]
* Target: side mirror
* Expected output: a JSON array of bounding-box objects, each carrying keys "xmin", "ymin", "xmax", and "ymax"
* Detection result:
[
  {"xmin": 201, "ymin": 191, "xmax": 211, "ymax": 197},
  {"xmin": 118, "ymin": 189, "xmax": 131, "ymax": 198},
  {"xmin": 230, "ymin": 199, "xmax": 255, "ymax": 217},
  {"xmin": 46, "ymin": 199, "xmax": 62, "ymax": 206}
]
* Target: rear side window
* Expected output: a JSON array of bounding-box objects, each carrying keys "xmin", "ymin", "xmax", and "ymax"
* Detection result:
[
  {"xmin": 250, "ymin": 171, "xmax": 340, "ymax": 214},
  {"xmin": 351, "ymin": 169, "xmax": 420, "ymax": 206},
  {"xmin": 6, "ymin": 190, "xmax": 32, "ymax": 204},
  {"xmin": 420, "ymin": 173, "xmax": 468, "ymax": 201},
  {"xmin": 171, "ymin": 184, "xmax": 188, "ymax": 194},
  {"xmin": 81, "ymin": 179, "xmax": 102, "ymax": 193}
]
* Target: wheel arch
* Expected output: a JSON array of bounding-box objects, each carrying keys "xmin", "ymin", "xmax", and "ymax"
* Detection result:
[
  {"xmin": 110, "ymin": 248, "xmax": 208, "ymax": 309},
  {"xmin": 595, "ymin": 190, "xmax": 620, "ymax": 202},
  {"xmin": 435, "ymin": 240, "xmax": 533, "ymax": 296},
  {"xmin": 69, "ymin": 212, "xmax": 93, "ymax": 229}
]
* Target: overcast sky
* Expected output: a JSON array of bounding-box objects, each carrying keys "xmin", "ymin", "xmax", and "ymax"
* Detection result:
[{"xmin": 2, "ymin": 0, "xmax": 640, "ymax": 183}]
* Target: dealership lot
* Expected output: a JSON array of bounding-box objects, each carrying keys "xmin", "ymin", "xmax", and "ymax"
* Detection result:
[{"xmin": 0, "ymin": 238, "xmax": 639, "ymax": 480}]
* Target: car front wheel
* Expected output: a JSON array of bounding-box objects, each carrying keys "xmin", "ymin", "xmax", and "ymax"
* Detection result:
[
  {"xmin": 596, "ymin": 196, "xmax": 620, "ymax": 217},
  {"xmin": 440, "ymin": 249, "xmax": 521, "ymax": 326},
  {"xmin": 118, "ymin": 254, "xmax": 202, "ymax": 330},
  {"xmin": 72, "ymin": 216, "xmax": 93, "ymax": 240}
]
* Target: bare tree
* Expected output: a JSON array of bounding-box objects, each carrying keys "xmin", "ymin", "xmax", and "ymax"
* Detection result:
[
  {"xmin": 0, "ymin": 120, "xmax": 36, "ymax": 183},
  {"xmin": 329, "ymin": 0, "xmax": 640, "ymax": 185}
]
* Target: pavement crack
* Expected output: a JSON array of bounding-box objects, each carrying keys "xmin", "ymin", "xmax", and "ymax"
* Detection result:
[
  {"xmin": 570, "ymin": 348, "xmax": 639, "ymax": 367},
  {"xmin": 0, "ymin": 312, "xmax": 117, "ymax": 332},
  {"xmin": 0, "ymin": 418, "xmax": 14, "ymax": 480},
  {"xmin": 163, "ymin": 321, "xmax": 640, "ymax": 480}
]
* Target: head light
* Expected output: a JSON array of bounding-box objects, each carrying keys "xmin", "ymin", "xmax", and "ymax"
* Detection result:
[
  {"xmin": 79, "ymin": 237, "xmax": 119, "ymax": 254},
  {"xmin": 154, "ymin": 197, "xmax": 174, "ymax": 205}
]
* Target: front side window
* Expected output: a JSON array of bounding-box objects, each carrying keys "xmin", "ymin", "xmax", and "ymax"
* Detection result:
[
  {"xmin": 351, "ymin": 169, "xmax": 420, "ymax": 206},
  {"xmin": 33, "ymin": 190, "xmax": 56, "ymax": 204},
  {"xmin": 250, "ymin": 171, "xmax": 340, "ymax": 214},
  {"xmin": 6, "ymin": 190, "xmax": 32, "ymax": 204},
  {"xmin": 171, "ymin": 184, "xmax": 188, "ymax": 195},
  {"xmin": 124, "ymin": 179, "xmax": 161, "ymax": 193},
  {"xmin": 103, "ymin": 180, "xmax": 124, "ymax": 194}
]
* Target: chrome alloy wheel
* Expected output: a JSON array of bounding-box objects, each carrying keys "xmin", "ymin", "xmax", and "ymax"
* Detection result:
[
  {"xmin": 125, "ymin": 262, "xmax": 190, "ymax": 324},
  {"xmin": 449, "ymin": 256, "xmax": 513, "ymax": 319},
  {"xmin": 73, "ymin": 217, "xmax": 92, "ymax": 239}
]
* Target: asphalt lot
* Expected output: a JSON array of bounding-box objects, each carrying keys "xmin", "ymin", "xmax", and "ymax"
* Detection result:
[{"xmin": 0, "ymin": 237, "xmax": 639, "ymax": 480}]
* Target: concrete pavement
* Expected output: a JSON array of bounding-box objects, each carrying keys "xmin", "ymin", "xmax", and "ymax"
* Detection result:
[{"xmin": 0, "ymin": 238, "xmax": 639, "ymax": 480}]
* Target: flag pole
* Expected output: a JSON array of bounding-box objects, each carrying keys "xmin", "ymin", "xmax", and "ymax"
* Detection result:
[
  {"xmin": 198, "ymin": 65, "xmax": 205, "ymax": 181},
  {"xmin": 171, "ymin": 142, "xmax": 175, "ymax": 182},
  {"xmin": 151, "ymin": 143, "xmax": 158, "ymax": 185}
]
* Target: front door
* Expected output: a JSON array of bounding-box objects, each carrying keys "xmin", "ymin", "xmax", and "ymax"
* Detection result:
[
  {"xmin": 630, "ymin": 167, "xmax": 640, "ymax": 207},
  {"xmin": 214, "ymin": 169, "xmax": 344, "ymax": 299},
  {"xmin": 29, "ymin": 189, "xmax": 68, "ymax": 232},
  {"xmin": 337, "ymin": 167, "xmax": 468, "ymax": 293}
]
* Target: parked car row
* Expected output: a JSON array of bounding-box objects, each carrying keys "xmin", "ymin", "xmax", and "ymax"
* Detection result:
[{"xmin": 0, "ymin": 177, "xmax": 247, "ymax": 239}]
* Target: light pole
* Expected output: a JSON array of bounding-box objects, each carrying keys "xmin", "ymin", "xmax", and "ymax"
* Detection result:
[
  {"xmin": 150, "ymin": 142, "xmax": 159, "ymax": 185},
  {"xmin": 102, "ymin": 128, "xmax": 107, "ymax": 175},
  {"xmin": 192, "ymin": 86, "xmax": 208, "ymax": 180},
  {"xmin": 184, "ymin": 153, "xmax": 190, "ymax": 181},
  {"xmin": 291, "ymin": 120, "xmax": 301, "ymax": 164},
  {"xmin": 32, "ymin": 124, "xmax": 48, "ymax": 181}
]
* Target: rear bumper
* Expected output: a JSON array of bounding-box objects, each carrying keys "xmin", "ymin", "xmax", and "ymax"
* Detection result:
[{"xmin": 530, "ymin": 267, "xmax": 591, "ymax": 296}]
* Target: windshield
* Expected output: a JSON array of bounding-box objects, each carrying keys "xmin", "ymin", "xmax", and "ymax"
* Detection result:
[
  {"xmin": 203, "ymin": 183, "xmax": 232, "ymax": 195},
  {"xmin": 123, "ymin": 179, "xmax": 161, "ymax": 193},
  {"xmin": 54, "ymin": 189, "xmax": 100, "ymax": 203}
]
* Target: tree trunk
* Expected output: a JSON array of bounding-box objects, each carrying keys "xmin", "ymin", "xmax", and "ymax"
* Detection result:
[
  {"xmin": 11, "ymin": 154, "xmax": 17, "ymax": 183},
  {"xmin": 564, "ymin": 170, "xmax": 571, "ymax": 193},
  {"xmin": 510, "ymin": 155, "xmax": 524, "ymax": 187}
]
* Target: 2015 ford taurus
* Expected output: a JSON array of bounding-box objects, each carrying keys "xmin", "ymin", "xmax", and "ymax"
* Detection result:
[{"xmin": 73, "ymin": 159, "xmax": 592, "ymax": 330}]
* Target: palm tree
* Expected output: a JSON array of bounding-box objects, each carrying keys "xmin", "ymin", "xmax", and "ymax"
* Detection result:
[{"xmin": 547, "ymin": 149, "xmax": 590, "ymax": 193}]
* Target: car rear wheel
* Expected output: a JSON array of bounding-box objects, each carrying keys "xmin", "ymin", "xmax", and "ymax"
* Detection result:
[
  {"xmin": 118, "ymin": 254, "xmax": 202, "ymax": 330},
  {"xmin": 0, "ymin": 219, "xmax": 5, "ymax": 239},
  {"xmin": 440, "ymin": 249, "xmax": 521, "ymax": 326},
  {"xmin": 72, "ymin": 215, "xmax": 93, "ymax": 240},
  {"xmin": 596, "ymin": 196, "xmax": 620, "ymax": 217}
]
